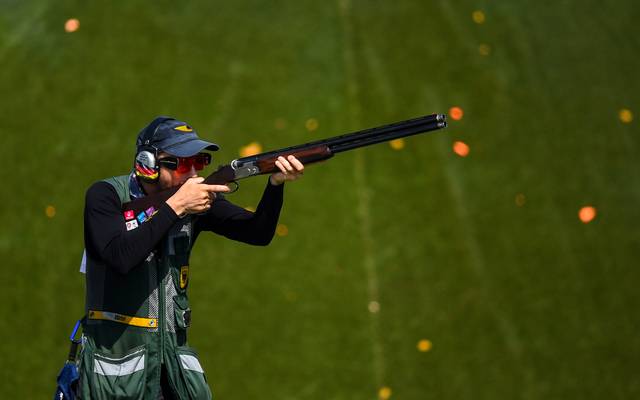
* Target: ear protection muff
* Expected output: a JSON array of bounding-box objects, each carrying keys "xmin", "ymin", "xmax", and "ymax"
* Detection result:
[{"xmin": 134, "ymin": 116, "xmax": 175, "ymax": 183}]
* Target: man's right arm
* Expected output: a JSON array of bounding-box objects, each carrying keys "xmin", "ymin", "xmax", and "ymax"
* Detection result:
[{"xmin": 84, "ymin": 182, "xmax": 180, "ymax": 274}]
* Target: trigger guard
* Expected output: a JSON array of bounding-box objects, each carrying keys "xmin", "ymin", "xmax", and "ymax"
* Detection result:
[{"xmin": 227, "ymin": 181, "xmax": 239, "ymax": 194}]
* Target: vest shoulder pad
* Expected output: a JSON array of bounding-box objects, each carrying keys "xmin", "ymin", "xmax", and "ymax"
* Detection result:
[{"xmin": 102, "ymin": 175, "xmax": 131, "ymax": 204}]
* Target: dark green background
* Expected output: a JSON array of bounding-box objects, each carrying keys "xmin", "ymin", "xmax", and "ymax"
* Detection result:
[{"xmin": 1, "ymin": 0, "xmax": 638, "ymax": 398}]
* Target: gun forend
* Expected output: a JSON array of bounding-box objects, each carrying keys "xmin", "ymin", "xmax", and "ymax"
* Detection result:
[{"xmin": 231, "ymin": 145, "xmax": 334, "ymax": 178}]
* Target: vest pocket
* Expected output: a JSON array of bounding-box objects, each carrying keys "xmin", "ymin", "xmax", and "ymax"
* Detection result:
[
  {"xmin": 174, "ymin": 295, "xmax": 192, "ymax": 329},
  {"xmin": 87, "ymin": 345, "xmax": 147, "ymax": 400},
  {"xmin": 176, "ymin": 347, "xmax": 212, "ymax": 400}
]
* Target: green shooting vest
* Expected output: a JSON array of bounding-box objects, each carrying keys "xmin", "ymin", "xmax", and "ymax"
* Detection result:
[{"xmin": 78, "ymin": 175, "xmax": 213, "ymax": 400}]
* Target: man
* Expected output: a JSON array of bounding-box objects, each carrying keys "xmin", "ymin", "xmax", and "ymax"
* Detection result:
[{"xmin": 78, "ymin": 117, "xmax": 303, "ymax": 399}]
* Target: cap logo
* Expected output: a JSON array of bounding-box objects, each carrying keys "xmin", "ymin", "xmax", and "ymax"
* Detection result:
[{"xmin": 174, "ymin": 125, "xmax": 193, "ymax": 132}]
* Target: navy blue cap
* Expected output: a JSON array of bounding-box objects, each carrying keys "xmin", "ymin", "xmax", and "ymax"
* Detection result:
[{"xmin": 136, "ymin": 117, "xmax": 220, "ymax": 157}]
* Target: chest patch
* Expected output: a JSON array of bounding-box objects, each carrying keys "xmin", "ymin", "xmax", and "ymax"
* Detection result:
[{"xmin": 180, "ymin": 265, "xmax": 189, "ymax": 289}]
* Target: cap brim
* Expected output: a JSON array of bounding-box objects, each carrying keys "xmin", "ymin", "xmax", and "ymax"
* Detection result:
[{"xmin": 162, "ymin": 139, "xmax": 220, "ymax": 157}]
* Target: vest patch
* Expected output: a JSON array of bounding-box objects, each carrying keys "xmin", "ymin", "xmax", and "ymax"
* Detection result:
[
  {"xmin": 137, "ymin": 211, "xmax": 147, "ymax": 223},
  {"xmin": 145, "ymin": 206, "xmax": 157, "ymax": 218},
  {"xmin": 126, "ymin": 219, "xmax": 139, "ymax": 231},
  {"xmin": 180, "ymin": 265, "xmax": 189, "ymax": 289}
]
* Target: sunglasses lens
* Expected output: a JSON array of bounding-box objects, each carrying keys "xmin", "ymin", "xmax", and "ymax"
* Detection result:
[
  {"xmin": 193, "ymin": 154, "xmax": 209, "ymax": 170},
  {"xmin": 176, "ymin": 161, "xmax": 190, "ymax": 174},
  {"xmin": 174, "ymin": 154, "xmax": 210, "ymax": 173}
]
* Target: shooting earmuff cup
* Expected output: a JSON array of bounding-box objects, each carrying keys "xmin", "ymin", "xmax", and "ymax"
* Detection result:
[{"xmin": 134, "ymin": 116, "xmax": 175, "ymax": 183}]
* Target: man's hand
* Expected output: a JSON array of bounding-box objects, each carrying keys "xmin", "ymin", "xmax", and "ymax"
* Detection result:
[
  {"xmin": 270, "ymin": 155, "xmax": 305, "ymax": 186},
  {"xmin": 166, "ymin": 176, "xmax": 231, "ymax": 216}
]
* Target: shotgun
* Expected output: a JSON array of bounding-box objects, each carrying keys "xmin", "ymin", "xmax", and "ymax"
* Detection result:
[{"xmin": 122, "ymin": 113, "xmax": 447, "ymax": 215}]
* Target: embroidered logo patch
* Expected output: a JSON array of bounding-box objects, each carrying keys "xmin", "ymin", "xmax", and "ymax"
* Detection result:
[
  {"xmin": 136, "ymin": 212, "xmax": 147, "ymax": 223},
  {"xmin": 124, "ymin": 210, "xmax": 135, "ymax": 220},
  {"xmin": 145, "ymin": 206, "xmax": 157, "ymax": 218},
  {"xmin": 126, "ymin": 219, "xmax": 139, "ymax": 231},
  {"xmin": 180, "ymin": 265, "xmax": 189, "ymax": 289}
]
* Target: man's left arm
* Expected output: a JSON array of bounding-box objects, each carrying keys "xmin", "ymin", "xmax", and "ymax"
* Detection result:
[{"xmin": 195, "ymin": 155, "xmax": 303, "ymax": 245}]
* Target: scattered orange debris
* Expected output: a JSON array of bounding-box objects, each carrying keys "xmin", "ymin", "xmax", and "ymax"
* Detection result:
[
  {"xmin": 276, "ymin": 224, "xmax": 289, "ymax": 236},
  {"xmin": 389, "ymin": 138, "xmax": 405, "ymax": 150},
  {"xmin": 472, "ymin": 10, "xmax": 485, "ymax": 24},
  {"xmin": 453, "ymin": 141, "xmax": 470, "ymax": 157},
  {"xmin": 378, "ymin": 386, "xmax": 392, "ymax": 400},
  {"xmin": 619, "ymin": 108, "xmax": 633, "ymax": 123},
  {"xmin": 449, "ymin": 106, "xmax": 464, "ymax": 121},
  {"xmin": 305, "ymin": 118, "xmax": 319, "ymax": 132},
  {"xmin": 65, "ymin": 18, "xmax": 80, "ymax": 33},
  {"xmin": 579, "ymin": 206, "xmax": 597, "ymax": 223},
  {"xmin": 239, "ymin": 142, "xmax": 262, "ymax": 157},
  {"xmin": 417, "ymin": 339, "xmax": 432, "ymax": 352},
  {"xmin": 45, "ymin": 205, "xmax": 56, "ymax": 218}
]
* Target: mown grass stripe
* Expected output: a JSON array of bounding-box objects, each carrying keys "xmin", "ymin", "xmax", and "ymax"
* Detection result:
[{"xmin": 338, "ymin": 0, "xmax": 386, "ymax": 389}]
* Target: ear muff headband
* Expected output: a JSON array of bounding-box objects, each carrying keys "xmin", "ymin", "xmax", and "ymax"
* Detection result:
[{"xmin": 135, "ymin": 116, "xmax": 175, "ymax": 182}]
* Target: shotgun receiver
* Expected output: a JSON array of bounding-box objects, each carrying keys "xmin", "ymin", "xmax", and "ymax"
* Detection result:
[{"xmin": 122, "ymin": 113, "xmax": 447, "ymax": 215}]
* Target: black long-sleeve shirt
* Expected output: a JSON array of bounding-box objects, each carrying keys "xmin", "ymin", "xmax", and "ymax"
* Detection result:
[{"xmin": 84, "ymin": 179, "xmax": 284, "ymax": 274}]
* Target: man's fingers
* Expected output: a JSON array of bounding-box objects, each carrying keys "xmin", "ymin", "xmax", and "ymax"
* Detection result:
[
  {"xmin": 271, "ymin": 155, "xmax": 305, "ymax": 185},
  {"xmin": 275, "ymin": 159, "xmax": 288, "ymax": 174},
  {"xmin": 278, "ymin": 156, "xmax": 295, "ymax": 172},
  {"xmin": 204, "ymin": 184, "xmax": 232, "ymax": 193},
  {"xmin": 282, "ymin": 158, "xmax": 295, "ymax": 172},
  {"xmin": 287, "ymin": 155, "xmax": 304, "ymax": 172}
]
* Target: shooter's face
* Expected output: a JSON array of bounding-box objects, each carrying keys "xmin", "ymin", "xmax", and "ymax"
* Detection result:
[{"xmin": 157, "ymin": 152, "xmax": 198, "ymax": 190}]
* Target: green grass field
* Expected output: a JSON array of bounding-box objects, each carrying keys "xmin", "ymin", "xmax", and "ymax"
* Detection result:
[{"xmin": 1, "ymin": 1, "xmax": 639, "ymax": 398}]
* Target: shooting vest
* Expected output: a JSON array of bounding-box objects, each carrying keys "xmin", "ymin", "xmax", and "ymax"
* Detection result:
[{"xmin": 78, "ymin": 175, "xmax": 212, "ymax": 400}]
